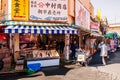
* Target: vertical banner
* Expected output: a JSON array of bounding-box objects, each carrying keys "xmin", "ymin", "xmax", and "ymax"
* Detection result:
[
  {"xmin": 65, "ymin": 34, "xmax": 70, "ymax": 60},
  {"xmin": 97, "ymin": 9, "xmax": 101, "ymax": 21},
  {"xmin": 75, "ymin": 0, "xmax": 90, "ymax": 29},
  {"xmin": 12, "ymin": 0, "xmax": 29, "ymax": 20}
]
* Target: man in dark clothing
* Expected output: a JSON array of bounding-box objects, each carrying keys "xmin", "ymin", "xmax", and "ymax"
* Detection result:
[
  {"xmin": 59, "ymin": 39, "xmax": 65, "ymax": 54},
  {"xmin": 56, "ymin": 40, "xmax": 60, "ymax": 52},
  {"xmin": 70, "ymin": 41, "xmax": 78, "ymax": 60}
]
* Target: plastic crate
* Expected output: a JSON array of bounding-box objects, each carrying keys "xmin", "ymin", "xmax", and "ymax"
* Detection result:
[{"xmin": 27, "ymin": 63, "xmax": 41, "ymax": 71}]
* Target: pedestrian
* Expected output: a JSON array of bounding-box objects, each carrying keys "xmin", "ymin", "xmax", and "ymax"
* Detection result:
[
  {"xmin": 59, "ymin": 39, "xmax": 65, "ymax": 54},
  {"xmin": 70, "ymin": 41, "xmax": 78, "ymax": 60},
  {"xmin": 100, "ymin": 41, "xmax": 108, "ymax": 65},
  {"xmin": 56, "ymin": 39, "xmax": 60, "ymax": 52}
]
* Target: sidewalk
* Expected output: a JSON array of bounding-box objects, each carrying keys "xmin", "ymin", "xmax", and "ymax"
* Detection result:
[
  {"xmin": 95, "ymin": 64, "xmax": 120, "ymax": 80},
  {"xmin": 91, "ymin": 49, "xmax": 120, "ymax": 80}
]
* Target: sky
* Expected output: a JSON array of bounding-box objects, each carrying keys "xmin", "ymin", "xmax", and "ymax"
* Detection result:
[{"xmin": 91, "ymin": 0, "xmax": 120, "ymax": 24}]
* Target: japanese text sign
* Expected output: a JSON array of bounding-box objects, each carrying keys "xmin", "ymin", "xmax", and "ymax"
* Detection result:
[
  {"xmin": 75, "ymin": 0, "xmax": 90, "ymax": 29},
  {"xmin": 12, "ymin": 0, "xmax": 29, "ymax": 20},
  {"xmin": 90, "ymin": 20, "xmax": 99, "ymax": 31},
  {"xmin": 29, "ymin": 0, "xmax": 68, "ymax": 22}
]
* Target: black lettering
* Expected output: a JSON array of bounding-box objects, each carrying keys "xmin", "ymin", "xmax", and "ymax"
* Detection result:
[
  {"xmin": 63, "ymin": 4, "xmax": 67, "ymax": 10},
  {"xmin": 51, "ymin": 3, "xmax": 56, "ymax": 9},
  {"xmin": 38, "ymin": 9, "xmax": 42, "ymax": 14},
  {"xmin": 57, "ymin": 4, "xmax": 61, "ymax": 9},
  {"xmin": 48, "ymin": 10, "xmax": 52, "ymax": 15},
  {"xmin": 46, "ymin": 2, "xmax": 50, "ymax": 8}
]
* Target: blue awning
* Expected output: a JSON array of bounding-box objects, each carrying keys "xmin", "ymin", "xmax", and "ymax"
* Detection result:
[{"xmin": 3, "ymin": 25, "xmax": 79, "ymax": 34}]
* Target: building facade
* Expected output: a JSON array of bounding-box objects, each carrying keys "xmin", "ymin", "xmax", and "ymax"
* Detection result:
[
  {"xmin": 0, "ymin": 0, "xmax": 97, "ymax": 60},
  {"xmin": 108, "ymin": 23, "xmax": 120, "ymax": 35}
]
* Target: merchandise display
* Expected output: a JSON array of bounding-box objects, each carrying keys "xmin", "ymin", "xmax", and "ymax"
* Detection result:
[
  {"xmin": 19, "ymin": 34, "xmax": 60, "ymax": 67},
  {"xmin": 26, "ymin": 50, "xmax": 60, "ymax": 67},
  {"xmin": 26, "ymin": 50, "xmax": 59, "ymax": 59}
]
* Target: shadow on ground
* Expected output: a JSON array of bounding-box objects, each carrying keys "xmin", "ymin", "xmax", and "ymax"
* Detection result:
[{"xmin": 0, "ymin": 61, "xmax": 75, "ymax": 80}]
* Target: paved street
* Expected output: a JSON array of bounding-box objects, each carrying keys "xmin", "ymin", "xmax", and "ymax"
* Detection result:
[
  {"xmin": 0, "ymin": 50, "xmax": 120, "ymax": 80},
  {"xmin": 95, "ymin": 50, "xmax": 120, "ymax": 80}
]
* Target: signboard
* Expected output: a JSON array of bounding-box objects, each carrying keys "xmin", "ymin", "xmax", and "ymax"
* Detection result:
[
  {"xmin": 29, "ymin": 0, "xmax": 68, "ymax": 22},
  {"xmin": 75, "ymin": 0, "xmax": 90, "ymax": 29},
  {"xmin": 77, "ymin": 54, "xmax": 85, "ymax": 61},
  {"xmin": 90, "ymin": 20, "xmax": 99, "ymax": 31},
  {"xmin": 12, "ymin": 0, "xmax": 29, "ymax": 20}
]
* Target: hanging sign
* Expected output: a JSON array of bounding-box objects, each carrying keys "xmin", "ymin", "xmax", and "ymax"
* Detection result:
[
  {"xmin": 75, "ymin": 0, "xmax": 90, "ymax": 29},
  {"xmin": 11, "ymin": 0, "xmax": 29, "ymax": 20},
  {"xmin": 90, "ymin": 20, "xmax": 99, "ymax": 31},
  {"xmin": 29, "ymin": 0, "xmax": 68, "ymax": 22}
]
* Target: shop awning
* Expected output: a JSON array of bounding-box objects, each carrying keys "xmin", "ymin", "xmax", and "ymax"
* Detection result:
[
  {"xmin": 72, "ymin": 25, "xmax": 91, "ymax": 35},
  {"xmin": 3, "ymin": 25, "xmax": 79, "ymax": 34},
  {"xmin": 104, "ymin": 32, "xmax": 120, "ymax": 38},
  {"xmin": 91, "ymin": 32, "xmax": 104, "ymax": 37}
]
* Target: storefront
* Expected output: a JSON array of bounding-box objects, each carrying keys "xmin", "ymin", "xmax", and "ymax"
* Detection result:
[
  {"xmin": 105, "ymin": 33, "xmax": 119, "ymax": 52},
  {"xmin": 75, "ymin": 0, "xmax": 91, "ymax": 50},
  {"xmin": 90, "ymin": 19, "xmax": 104, "ymax": 55},
  {"xmin": 2, "ymin": 21, "xmax": 79, "ymax": 71},
  {"xmin": 0, "ymin": 0, "xmax": 79, "ymax": 72}
]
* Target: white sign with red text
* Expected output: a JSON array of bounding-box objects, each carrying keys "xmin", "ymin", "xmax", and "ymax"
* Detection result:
[
  {"xmin": 90, "ymin": 20, "xmax": 99, "ymax": 31},
  {"xmin": 75, "ymin": 0, "xmax": 90, "ymax": 29},
  {"xmin": 29, "ymin": 0, "xmax": 68, "ymax": 22}
]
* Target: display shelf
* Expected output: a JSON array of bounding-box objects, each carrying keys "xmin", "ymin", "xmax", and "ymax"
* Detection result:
[
  {"xmin": 27, "ymin": 58, "xmax": 60, "ymax": 67},
  {"xmin": 26, "ymin": 50, "xmax": 60, "ymax": 67},
  {"xmin": 26, "ymin": 50, "xmax": 59, "ymax": 59},
  {"xmin": 27, "ymin": 57, "xmax": 59, "ymax": 61}
]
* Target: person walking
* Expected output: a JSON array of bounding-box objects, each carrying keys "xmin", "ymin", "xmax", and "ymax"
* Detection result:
[
  {"xmin": 70, "ymin": 41, "xmax": 78, "ymax": 60},
  {"xmin": 100, "ymin": 41, "xmax": 108, "ymax": 65}
]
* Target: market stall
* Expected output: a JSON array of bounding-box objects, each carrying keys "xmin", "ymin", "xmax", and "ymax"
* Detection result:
[
  {"xmin": 3, "ymin": 23, "xmax": 79, "ymax": 68},
  {"xmin": 1, "ymin": 0, "xmax": 79, "ymax": 71},
  {"xmin": 104, "ymin": 32, "xmax": 119, "ymax": 52}
]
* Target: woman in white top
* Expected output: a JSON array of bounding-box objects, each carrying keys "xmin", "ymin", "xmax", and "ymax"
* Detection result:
[{"xmin": 100, "ymin": 41, "xmax": 108, "ymax": 65}]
